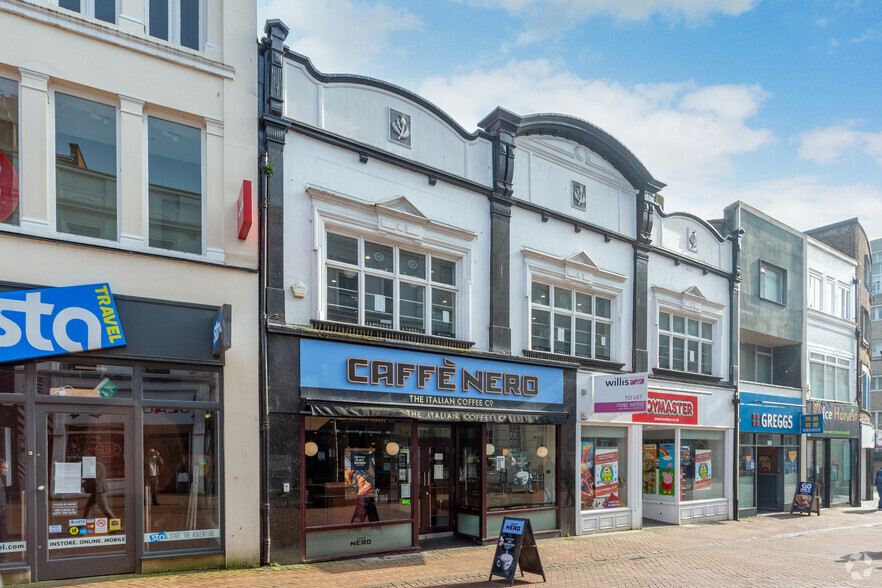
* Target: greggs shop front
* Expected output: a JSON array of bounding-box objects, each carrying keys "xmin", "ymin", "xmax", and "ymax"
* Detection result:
[{"xmin": 293, "ymin": 338, "xmax": 573, "ymax": 561}]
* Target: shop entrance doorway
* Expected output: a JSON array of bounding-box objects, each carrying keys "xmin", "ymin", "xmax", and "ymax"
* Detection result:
[
  {"xmin": 756, "ymin": 447, "xmax": 780, "ymax": 510},
  {"xmin": 418, "ymin": 431, "xmax": 454, "ymax": 537},
  {"xmin": 34, "ymin": 405, "xmax": 136, "ymax": 581}
]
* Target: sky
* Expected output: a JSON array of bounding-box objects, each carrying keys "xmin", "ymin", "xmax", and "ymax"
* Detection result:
[{"xmin": 257, "ymin": 0, "xmax": 882, "ymax": 241}]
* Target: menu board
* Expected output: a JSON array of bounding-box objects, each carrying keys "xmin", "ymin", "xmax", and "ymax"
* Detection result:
[
  {"xmin": 488, "ymin": 518, "xmax": 546, "ymax": 585},
  {"xmin": 790, "ymin": 481, "xmax": 820, "ymax": 515}
]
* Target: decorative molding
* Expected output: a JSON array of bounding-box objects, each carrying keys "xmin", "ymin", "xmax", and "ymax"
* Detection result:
[
  {"xmin": 2, "ymin": 1, "xmax": 234, "ymax": 79},
  {"xmin": 205, "ymin": 117, "xmax": 224, "ymax": 137},
  {"xmin": 118, "ymin": 95, "xmax": 145, "ymax": 116},
  {"xmin": 523, "ymin": 247, "xmax": 628, "ymax": 286},
  {"xmin": 20, "ymin": 217, "xmax": 50, "ymax": 233},
  {"xmin": 119, "ymin": 233, "xmax": 145, "ymax": 249},
  {"xmin": 18, "ymin": 68, "xmax": 49, "ymax": 91},
  {"xmin": 117, "ymin": 13, "xmax": 145, "ymax": 26},
  {"xmin": 205, "ymin": 247, "xmax": 225, "ymax": 263}
]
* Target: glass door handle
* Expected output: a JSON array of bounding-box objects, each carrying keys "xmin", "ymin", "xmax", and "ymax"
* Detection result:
[{"xmin": 37, "ymin": 485, "xmax": 45, "ymax": 491}]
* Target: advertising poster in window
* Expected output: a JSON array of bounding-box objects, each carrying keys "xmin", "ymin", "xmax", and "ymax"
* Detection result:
[
  {"xmin": 695, "ymin": 449, "xmax": 712, "ymax": 490},
  {"xmin": 593, "ymin": 449, "xmax": 618, "ymax": 507},
  {"xmin": 580, "ymin": 441, "xmax": 594, "ymax": 510},
  {"xmin": 659, "ymin": 443, "xmax": 675, "ymax": 496},
  {"xmin": 344, "ymin": 448, "xmax": 376, "ymax": 498},
  {"xmin": 642, "ymin": 444, "xmax": 657, "ymax": 494},
  {"xmin": 786, "ymin": 451, "xmax": 798, "ymax": 474}
]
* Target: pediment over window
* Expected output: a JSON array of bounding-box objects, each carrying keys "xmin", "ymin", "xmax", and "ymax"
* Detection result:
[
  {"xmin": 376, "ymin": 196, "xmax": 426, "ymax": 219},
  {"xmin": 566, "ymin": 251, "xmax": 597, "ymax": 269},
  {"xmin": 682, "ymin": 285, "xmax": 706, "ymax": 299}
]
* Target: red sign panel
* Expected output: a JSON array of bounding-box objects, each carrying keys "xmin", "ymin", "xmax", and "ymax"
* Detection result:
[
  {"xmin": 0, "ymin": 152, "xmax": 19, "ymax": 223},
  {"xmin": 237, "ymin": 179, "xmax": 253, "ymax": 239},
  {"xmin": 632, "ymin": 391, "xmax": 698, "ymax": 425},
  {"xmin": 95, "ymin": 442, "xmax": 121, "ymax": 458}
]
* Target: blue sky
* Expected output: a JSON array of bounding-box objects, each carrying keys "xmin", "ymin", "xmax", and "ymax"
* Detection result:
[{"xmin": 257, "ymin": 0, "xmax": 882, "ymax": 240}]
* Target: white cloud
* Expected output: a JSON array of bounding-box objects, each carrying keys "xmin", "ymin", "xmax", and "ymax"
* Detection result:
[
  {"xmin": 417, "ymin": 59, "xmax": 773, "ymax": 183},
  {"xmin": 453, "ymin": 0, "xmax": 760, "ymax": 43},
  {"xmin": 798, "ymin": 124, "xmax": 882, "ymax": 165},
  {"xmin": 258, "ymin": 0, "xmax": 421, "ymax": 73}
]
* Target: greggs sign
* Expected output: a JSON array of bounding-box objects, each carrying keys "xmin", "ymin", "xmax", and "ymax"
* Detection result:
[{"xmin": 632, "ymin": 392, "xmax": 698, "ymax": 424}]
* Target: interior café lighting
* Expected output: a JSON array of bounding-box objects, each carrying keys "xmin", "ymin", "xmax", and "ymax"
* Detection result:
[
  {"xmin": 304, "ymin": 441, "xmax": 319, "ymax": 457},
  {"xmin": 502, "ymin": 448, "xmax": 509, "ymax": 456},
  {"xmin": 486, "ymin": 443, "xmax": 495, "ymax": 456},
  {"xmin": 536, "ymin": 446, "xmax": 549, "ymax": 458},
  {"xmin": 385, "ymin": 441, "xmax": 400, "ymax": 456}
]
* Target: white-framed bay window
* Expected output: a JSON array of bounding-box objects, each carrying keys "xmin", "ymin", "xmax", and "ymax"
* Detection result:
[
  {"xmin": 523, "ymin": 248, "xmax": 626, "ymax": 363},
  {"xmin": 324, "ymin": 231, "xmax": 459, "ymax": 337},
  {"xmin": 653, "ymin": 286, "xmax": 725, "ymax": 377}
]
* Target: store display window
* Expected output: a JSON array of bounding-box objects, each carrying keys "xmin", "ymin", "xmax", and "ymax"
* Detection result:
[
  {"xmin": 642, "ymin": 430, "xmax": 675, "ymax": 502},
  {"xmin": 738, "ymin": 433, "xmax": 756, "ymax": 509},
  {"xmin": 303, "ymin": 418, "xmax": 412, "ymax": 528},
  {"xmin": 485, "ymin": 424, "xmax": 555, "ymax": 511},
  {"xmin": 680, "ymin": 430, "xmax": 724, "ymax": 501},
  {"xmin": 580, "ymin": 426, "xmax": 627, "ymax": 510}
]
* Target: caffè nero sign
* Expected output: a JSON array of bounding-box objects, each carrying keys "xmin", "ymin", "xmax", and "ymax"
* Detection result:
[{"xmin": 299, "ymin": 339, "xmax": 565, "ymax": 422}]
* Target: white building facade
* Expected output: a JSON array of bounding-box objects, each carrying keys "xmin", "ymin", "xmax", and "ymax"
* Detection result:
[{"xmin": 0, "ymin": 1, "xmax": 259, "ymax": 582}]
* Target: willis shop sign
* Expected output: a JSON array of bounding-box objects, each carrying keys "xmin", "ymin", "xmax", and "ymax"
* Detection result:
[{"xmin": 299, "ymin": 339, "xmax": 566, "ymax": 423}]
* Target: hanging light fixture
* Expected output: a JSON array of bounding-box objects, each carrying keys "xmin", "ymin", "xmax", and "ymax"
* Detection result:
[
  {"xmin": 486, "ymin": 443, "xmax": 495, "ymax": 456},
  {"xmin": 536, "ymin": 446, "xmax": 549, "ymax": 458},
  {"xmin": 502, "ymin": 448, "xmax": 510, "ymax": 457},
  {"xmin": 304, "ymin": 441, "xmax": 319, "ymax": 457},
  {"xmin": 385, "ymin": 441, "xmax": 400, "ymax": 456}
]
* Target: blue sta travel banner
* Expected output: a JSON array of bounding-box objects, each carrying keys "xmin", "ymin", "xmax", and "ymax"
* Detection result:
[
  {"xmin": 300, "ymin": 339, "xmax": 565, "ymax": 419},
  {"xmin": 0, "ymin": 284, "xmax": 126, "ymax": 363}
]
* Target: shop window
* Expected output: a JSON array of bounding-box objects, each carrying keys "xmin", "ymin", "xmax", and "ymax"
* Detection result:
[
  {"xmin": 36, "ymin": 361, "xmax": 133, "ymax": 399},
  {"xmin": 0, "ymin": 78, "xmax": 19, "ymax": 227},
  {"xmin": 530, "ymin": 281, "xmax": 612, "ymax": 360},
  {"xmin": 809, "ymin": 352, "xmax": 850, "ymax": 402},
  {"xmin": 657, "ymin": 311, "xmax": 713, "ymax": 375},
  {"xmin": 142, "ymin": 368, "xmax": 219, "ymax": 402},
  {"xmin": 680, "ymin": 430, "xmax": 725, "ymax": 501},
  {"xmin": 325, "ymin": 232, "xmax": 458, "ymax": 338},
  {"xmin": 0, "ymin": 404, "xmax": 26, "ymax": 563},
  {"xmin": 303, "ymin": 418, "xmax": 412, "ymax": 529},
  {"xmin": 830, "ymin": 439, "xmax": 851, "ymax": 505},
  {"xmin": 738, "ymin": 443, "xmax": 755, "ymax": 509},
  {"xmin": 642, "ymin": 431, "xmax": 675, "ymax": 503},
  {"xmin": 57, "ymin": 0, "xmax": 117, "ymax": 24},
  {"xmin": 148, "ymin": 117, "xmax": 203, "ymax": 255},
  {"xmin": 55, "ymin": 93, "xmax": 118, "ymax": 241},
  {"xmin": 148, "ymin": 0, "xmax": 202, "ymax": 51},
  {"xmin": 580, "ymin": 426, "xmax": 627, "ymax": 511},
  {"xmin": 759, "ymin": 261, "xmax": 785, "ymax": 304},
  {"xmin": 143, "ymin": 409, "xmax": 220, "ymax": 552},
  {"xmin": 0, "ymin": 365, "xmax": 25, "ymax": 395},
  {"xmin": 485, "ymin": 424, "xmax": 555, "ymax": 511}
]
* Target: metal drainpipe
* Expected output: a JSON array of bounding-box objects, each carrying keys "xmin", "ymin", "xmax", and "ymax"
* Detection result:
[
  {"xmin": 258, "ymin": 148, "xmax": 270, "ymax": 564},
  {"xmin": 854, "ymin": 277, "xmax": 861, "ymax": 506}
]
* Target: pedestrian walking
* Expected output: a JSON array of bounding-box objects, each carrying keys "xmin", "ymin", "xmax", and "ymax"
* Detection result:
[{"xmin": 876, "ymin": 467, "xmax": 882, "ymax": 510}]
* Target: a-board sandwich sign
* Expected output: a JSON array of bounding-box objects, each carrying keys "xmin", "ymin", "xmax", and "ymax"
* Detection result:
[
  {"xmin": 790, "ymin": 481, "xmax": 821, "ymax": 515},
  {"xmin": 489, "ymin": 517, "xmax": 546, "ymax": 585}
]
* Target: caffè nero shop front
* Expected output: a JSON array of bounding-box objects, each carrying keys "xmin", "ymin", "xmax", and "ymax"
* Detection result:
[{"xmin": 291, "ymin": 338, "xmax": 573, "ymax": 561}]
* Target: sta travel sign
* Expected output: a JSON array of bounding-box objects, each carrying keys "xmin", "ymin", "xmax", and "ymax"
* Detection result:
[
  {"xmin": 0, "ymin": 284, "xmax": 126, "ymax": 363},
  {"xmin": 299, "ymin": 339, "xmax": 564, "ymax": 416}
]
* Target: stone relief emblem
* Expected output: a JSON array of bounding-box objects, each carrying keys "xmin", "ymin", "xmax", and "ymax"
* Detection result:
[
  {"xmin": 687, "ymin": 228, "xmax": 699, "ymax": 252},
  {"xmin": 572, "ymin": 181, "xmax": 586, "ymax": 211},
  {"xmin": 389, "ymin": 109, "xmax": 411, "ymax": 146}
]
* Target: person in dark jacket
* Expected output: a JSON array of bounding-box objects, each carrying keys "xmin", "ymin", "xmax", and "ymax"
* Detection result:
[{"xmin": 876, "ymin": 467, "xmax": 882, "ymax": 510}]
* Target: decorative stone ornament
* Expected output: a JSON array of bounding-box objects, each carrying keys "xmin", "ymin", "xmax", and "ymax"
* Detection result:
[
  {"xmin": 389, "ymin": 108, "xmax": 412, "ymax": 146},
  {"xmin": 687, "ymin": 228, "xmax": 699, "ymax": 253},
  {"xmin": 571, "ymin": 180, "xmax": 586, "ymax": 211}
]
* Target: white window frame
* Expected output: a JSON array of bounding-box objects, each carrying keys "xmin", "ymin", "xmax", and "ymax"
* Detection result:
[
  {"xmin": 146, "ymin": 0, "xmax": 205, "ymax": 51},
  {"xmin": 808, "ymin": 273, "xmax": 822, "ymax": 310},
  {"xmin": 522, "ymin": 248, "xmax": 626, "ymax": 364},
  {"xmin": 653, "ymin": 286, "xmax": 726, "ymax": 378},
  {"xmin": 808, "ymin": 351, "xmax": 851, "ymax": 402},
  {"xmin": 759, "ymin": 260, "xmax": 786, "ymax": 304},
  {"xmin": 528, "ymin": 280, "xmax": 613, "ymax": 360},
  {"xmin": 50, "ymin": 87, "xmax": 121, "ymax": 243},
  {"xmin": 54, "ymin": 0, "xmax": 119, "ymax": 23},
  {"xmin": 143, "ymin": 112, "xmax": 206, "ymax": 256},
  {"xmin": 872, "ymin": 306, "xmax": 882, "ymax": 321},
  {"xmin": 837, "ymin": 283, "xmax": 851, "ymax": 320},
  {"xmin": 310, "ymin": 187, "xmax": 475, "ymax": 341}
]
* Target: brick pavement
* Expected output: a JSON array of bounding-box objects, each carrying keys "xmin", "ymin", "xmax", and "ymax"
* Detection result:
[{"xmin": 33, "ymin": 502, "xmax": 882, "ymax": 587}]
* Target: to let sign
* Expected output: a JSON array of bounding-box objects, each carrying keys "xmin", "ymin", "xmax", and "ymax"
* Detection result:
[{"xmin": 593, "ymin": 372, "xmax": 647, "ymax": 413}]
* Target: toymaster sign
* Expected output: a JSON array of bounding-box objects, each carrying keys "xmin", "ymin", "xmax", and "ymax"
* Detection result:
[
  {"xmin": 0, "ymin": 284, "xmax": 126, "ymax": 363},
  {"xmin": 300, "ymin": 339, "xmax": 566, "ymax": 423}
]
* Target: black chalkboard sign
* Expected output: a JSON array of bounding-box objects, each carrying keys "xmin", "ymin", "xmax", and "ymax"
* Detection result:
[
  {"xmin": 489, "ymin": 517, "xmax": 546, "ymax": 585},
  {"xmin": 789, "ymin": 481, "xmax": 821, "ymax": 515}
]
